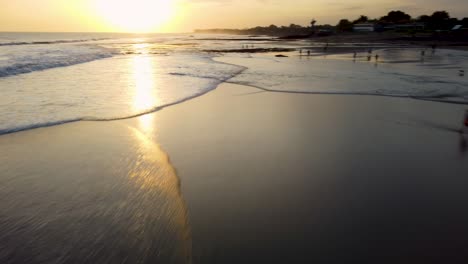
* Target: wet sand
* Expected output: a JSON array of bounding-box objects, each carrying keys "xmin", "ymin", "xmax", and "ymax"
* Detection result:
[
  {"xmin": 0, "ymin": 122, "xmax": 191, "ymax": 263},
  {"xmin": 1, "ymin": 83, "xmax": 468, "ymax": 263},
  {"xmin": 129, "ymin": 83, "xmax": 468, "ymax": 263}
]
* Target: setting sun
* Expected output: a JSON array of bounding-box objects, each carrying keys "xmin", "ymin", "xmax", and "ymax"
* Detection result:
[{"xmin": 95, "ymin": 0, "xmax": 175, "ymax": 32}]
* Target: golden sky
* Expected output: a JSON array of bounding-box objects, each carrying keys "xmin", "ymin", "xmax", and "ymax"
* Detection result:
[{"xmin": 0, "ymin": 0, "xmax": 466, "ymax": 33}]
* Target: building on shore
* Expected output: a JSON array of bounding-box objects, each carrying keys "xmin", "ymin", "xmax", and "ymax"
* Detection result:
[
  {"xmin": 353, "ymin": 23, "xmax": 375, "ymax": 32},
  {"xmin": 394, "ymin": 23, "xmax": 426, "ymax": 31}
]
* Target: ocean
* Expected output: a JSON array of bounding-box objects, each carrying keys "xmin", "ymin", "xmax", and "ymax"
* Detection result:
[
  {"xmin": 2, "ymin": 32, "xmax": 468, "ymax": 264},
  {"xmin": 1, "ymin": 32, "xmax": 467, "ymax": 135}
]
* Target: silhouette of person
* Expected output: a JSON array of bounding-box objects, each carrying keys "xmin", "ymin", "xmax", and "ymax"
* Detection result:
[
  {"xmin": 421, "ymin": 50, "xmax": 425, "ymax": 57},
  {"xmin": 307, "ymin": 50, "xmax": 311, "ymax": 56},
  {"xmin": 353, "ymin": 52, "xmax": 357, "ymax": 58},
  {"xmin": 375, "ymin": 54, "xmax": 379, "ymax": 61}
]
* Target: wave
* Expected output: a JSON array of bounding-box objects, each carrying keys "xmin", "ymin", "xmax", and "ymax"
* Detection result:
[
  {"xmin": 0, "ymin": 119, "xmax": 82, "ymax": 135},
  {"xmin": 226, "ymin": 80, "xmax": 468, "ymax": 105},
  {"xmin": 0, "ymin": 46, "xmax": 114, "ymax": 77},
  {"xmin": 217, "ymin": 52, "xmax": 468, "ymax": 106},
  {"xmin": 0, "ymin": 57, "xmax": 246, "ymax": 136},
  {"xmin": 168, "ymin": 72, "xmax": 228, "ymax": 81},
  {"xmin": 5, "ymin": 46, "xmax": 466, "ymax": 137},
  {"xmin": 0, "ymin": 53, "xmax": 113, "ymax": 77},
  {"xmin": 0, "ymin": 38, "xmax": 111, "ymax": 46}
]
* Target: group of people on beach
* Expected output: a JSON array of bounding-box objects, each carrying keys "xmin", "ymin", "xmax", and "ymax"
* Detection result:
[
  {"xmin": 295, "ymin": 43, "xmax": 466, "ymax": 77},
  {"xmin": 297, "ymin": 42, "xmax": 444, "ymax": 61},
  {"xmin": 364, "ymin": 48, "xmax": 380, "ymax": 62},
  {"xmin": 298, "ymin": 43, "xmax": 330, "ymax": 56},
  {"xmin": 298, "ymin": 49, "xmax": 311, "ymax": 56},
  {"xmin": 241, "ymin": 44, "xmax": 254, "ymax": 49},
  {"xmin": 298, "ymin": 46, "xmax": 382, "ymax": 62}
]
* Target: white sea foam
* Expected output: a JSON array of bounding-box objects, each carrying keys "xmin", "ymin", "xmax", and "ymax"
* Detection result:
[
  {"xmin": 0, "ymin": 53, "xmax": 244, "ymax": 134},
  {"xmin": 1, "ymin": 32, "xmax": 467, "ymax": 135},
  {"xmin": 0, "ymin": 38, "xmax": 110, "ymax": 46},
  {"xmin": 221, "ymin": 49, "xmax": 468, "ymax": 104},
  {"xmin": 0, "ymin": 44, "xmax": 114, "ymax": 77}
]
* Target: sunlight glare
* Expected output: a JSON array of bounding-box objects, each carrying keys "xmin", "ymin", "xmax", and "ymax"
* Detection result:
[
  {"xmin": 132, "ymin": 53, "xmax": 157, "ymax": 113},
  {"xmin": 96, "ymin": 0, "xmax": 175, "ymax": 32}
]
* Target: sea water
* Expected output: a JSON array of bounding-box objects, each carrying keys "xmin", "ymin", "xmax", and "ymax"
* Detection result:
[
  {"xmin": 1, "ymin": 32, "xmax": 467, "ymax": 135},
  {"xmin": 223, "ymin": 49, "xmax": 468, "ymax": 101}
]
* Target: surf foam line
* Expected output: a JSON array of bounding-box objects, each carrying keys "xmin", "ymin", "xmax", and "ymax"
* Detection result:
[
  {"xmin": 0, "ymin": 57, "xmax": 248, "ymax": 136},
  {"xmin": 224, "ymin": 81, "xmax": 468, "ymax": 105},
  {"xmin": 0, "ymin": 51, "xmax": 114, "ymax": 78},
  {"xmin": 0, "ymin": 38, "xmax": 111, "ymax": 46}
]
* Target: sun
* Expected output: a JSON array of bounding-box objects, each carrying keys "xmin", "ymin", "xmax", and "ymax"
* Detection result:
[{"xmin": 95, "ymin": 0, "xmax": 175, "ymax": 32}]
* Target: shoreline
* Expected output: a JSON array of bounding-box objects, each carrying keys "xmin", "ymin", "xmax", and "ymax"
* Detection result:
[
  {"xmin": 127, "ymin": 83, "xmax": 468, "ymax": 262},
  {"xmin": 2, "ymin": 45, "xmax": 468, "ymax": 137},
  {"xmin": 196, "ymin": 31, "xmax": 468, "ymax": 50},
  {"xmin": 2, "ymin": 82, "xmax": 468, "ymax": 262}
]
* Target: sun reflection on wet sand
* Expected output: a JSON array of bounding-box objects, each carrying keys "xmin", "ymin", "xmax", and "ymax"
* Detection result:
[
  {"xmin": 137, "ymin": 113, "xmax": 156, "ymax": 135},
  {"xmin": 0, "ymin": 122, "xmax": 192, "ymax": 263},
  {"xmin": 126, "ymin": 125, "xmax": 193, "ymax": 262},
  {"xmin": 130, "ymin": 50, "xmax": 161, "ymax": 135}
]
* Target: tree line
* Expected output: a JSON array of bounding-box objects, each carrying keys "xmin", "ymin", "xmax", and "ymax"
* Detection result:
[
  {"xmin": 195, "ymin": 10, "xmax": 467, "ymax": 36},
  {"xmin": 337, "ymin": 10, "xmax": 467, "ymax": 32}
]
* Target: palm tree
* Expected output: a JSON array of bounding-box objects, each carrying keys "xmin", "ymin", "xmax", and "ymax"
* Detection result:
[{"xmin": 310, "ymin": 19, "xmax": 317, "ymax": 29}]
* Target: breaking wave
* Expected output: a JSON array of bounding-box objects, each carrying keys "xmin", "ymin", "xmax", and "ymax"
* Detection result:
[{"xmin": 0, "ymin": 38, "xmax": 110, "ymax": 46}]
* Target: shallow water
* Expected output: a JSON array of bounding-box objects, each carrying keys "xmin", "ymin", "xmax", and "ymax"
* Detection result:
[
  {"xmin": 1, "ymin": 32, "xmax": 467, "ymax": 135},
  {"xmin": 0, "ymin": 53, "xmax": 243, "ymax": 134},
  {"xmin": 2, "ymin": 34, "xmax": 468, "ymax": 263},
  {"xmin": 224, "ymin": 48, "xmax": 468, "ymax": 102}
]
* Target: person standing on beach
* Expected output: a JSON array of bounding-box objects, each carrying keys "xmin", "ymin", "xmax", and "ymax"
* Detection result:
[{"xmin": 307, "ymin": 50, "xmax": 311, "ymax": 56}]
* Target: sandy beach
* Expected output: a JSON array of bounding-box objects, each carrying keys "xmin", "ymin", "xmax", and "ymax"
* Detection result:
[
  {"xmin": 0, "ymin": 121, "xmax": 192, "ymax": 263},
  {"xmin": 2, "ymin": 80, "xmax": 468, "ymax": 263},
  {"xmin": 130, "ymin": 83, "xmax": 468, "ymax": 263},
  {"xmin": 1, "ymin": 0, "xmax": 468, "ymax": 261}
]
